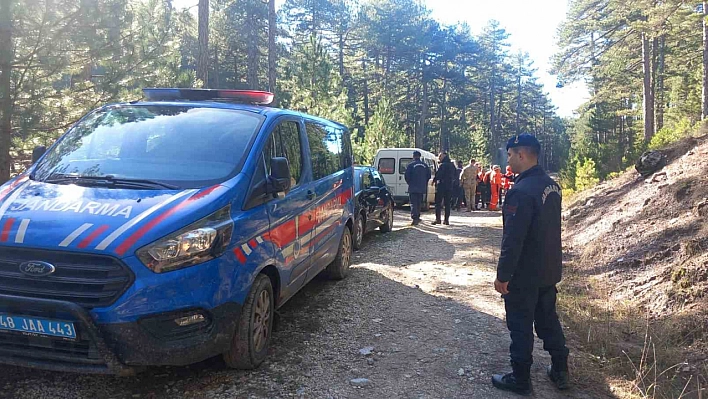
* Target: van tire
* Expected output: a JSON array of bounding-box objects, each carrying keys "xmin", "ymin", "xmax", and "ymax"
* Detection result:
[
  {"xmin": 325, "ymin": 227, "xmax": 352, "ymax": 280},
  {"xmin": 223, "ymin": 274, "xmax": 274, "ymax": 369},
  {"xmin": 380, "ymin": 205, "xmax": 393, "ymax": 233},
  {"xmin": 353, "ymin": 212, "xmax": 365, "ymax": 250}
]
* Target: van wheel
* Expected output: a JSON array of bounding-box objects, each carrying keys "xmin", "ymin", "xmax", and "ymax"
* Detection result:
[
  {"xmin": 325, "ymin": 227, "xmax": 352, "ymax": 280},
  {"xmin": 353, "ymin": 212, "xmax": 365, "ymax": 251},
  {"xmin": 223, "ymin": 274, "xmax": 273, "ymax": 369},
  {"xmin": 380, "ymin": 205, "xmax": 393, "ymax": 233}
]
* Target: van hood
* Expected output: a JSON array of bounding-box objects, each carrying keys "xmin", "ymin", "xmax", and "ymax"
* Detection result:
[{"xmin": 0, "ymin": 177, "xmax": 229, "ymax": 257}]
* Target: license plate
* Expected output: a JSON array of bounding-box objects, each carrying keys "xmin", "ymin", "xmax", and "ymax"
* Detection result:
[{"xmin": 0, "ymin": 313, "xmax": 76, "ymax": 339}]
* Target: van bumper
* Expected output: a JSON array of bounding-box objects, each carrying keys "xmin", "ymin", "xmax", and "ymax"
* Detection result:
[
  {"xmin": 393, "ymin": 195, "xmax": 410, "ymax": 204},
  {"xmin": 0, "ymin": 294, "xmax": 240, "ymax": 375}
]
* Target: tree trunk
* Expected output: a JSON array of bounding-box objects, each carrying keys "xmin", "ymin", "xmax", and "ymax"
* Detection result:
[
  {"xmin": 338, "ymin": 32, "xmax": 345, "ymax": 79},
  {"xmin": 417, "ymin": 75, "xmax": 428, "ymax": 149},
  {"xmin": 516, "ymin": 75, "xmax": 521, "ymax": 134},
  {"xmin": 197, "ymin": 0, "xmax": 209, "ymax": 87},
  {"xmin": 384, "ymin": 46, "xmax": 391, "ymax": 92},
  {"xmin": 246, "ymin": 9, "xmax": 258, "ymax": 90},
  {"xmin": 233, "ymin": 54, "xmax": 239, "ymax": 88},
  {"xmin": 0, "ymin": 0, "xmax": 13, "ymax": 183},
  {"xmin": 702, "ymin": 1, "xmax": 708, "ymax": 120},
  {"xmin": 489, "ymin": 76, "xmax": 496, "ymax": 148},
  {"xmin": 642, "ymin": 33, "xmax": 655, "ymax": 141},
  {"xmin": 656, "ymin": 35, "xmax": 665, "ymax": 130},
  {"xmin": 439, "ymin": 77, "xmax": 447, "ymax": 152},
  {"xmin": 496, "ymin": 87, "xmax": 504, "ymax": 140},
  {"xmin": 213, "ymin": 46, "xmax": 220, "ymax": 88},
  {"xmin": 362, "ymin": 59, "xmax": 369, "ymax": 125},
  {"xmin": 268, "ymin": 0, "xmax": 277, "ymax": 96}
]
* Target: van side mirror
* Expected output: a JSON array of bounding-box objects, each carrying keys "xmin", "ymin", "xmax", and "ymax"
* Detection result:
[
  {"xmin": 268, "ymin": 157, "xmax": 291, "ymax": 194},
  {"xmin": 32, "ymin": 146, "xmax": 47, "ymax": 164}
]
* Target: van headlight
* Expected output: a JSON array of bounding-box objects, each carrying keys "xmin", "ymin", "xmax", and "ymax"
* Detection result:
[{"xmin": 137, "ymin": 205, "xmax": 234, "ymax": 273}]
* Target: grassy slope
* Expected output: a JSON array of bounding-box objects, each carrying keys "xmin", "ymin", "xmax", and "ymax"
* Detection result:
[{"xmin": 560, "ymin": 135, "xmax": 708, "ymax": 398}]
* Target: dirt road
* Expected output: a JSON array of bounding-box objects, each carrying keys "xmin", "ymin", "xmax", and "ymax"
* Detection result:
[{"xmin": 0, "ymin": 209, "xmax": 597, "ymax": 399}]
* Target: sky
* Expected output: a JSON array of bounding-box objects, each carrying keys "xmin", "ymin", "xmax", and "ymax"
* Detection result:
[
  {"xmin": 173, "ymin": 0, "xmax": 589, "ymax": 117},
  {"xmin": 429, "ymin": 0, "xmax": 589, "ymax": 117}
]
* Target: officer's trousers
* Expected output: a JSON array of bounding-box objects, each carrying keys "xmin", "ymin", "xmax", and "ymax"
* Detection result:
[
  {"xmin": 504, "ymin": 284, "xmax": 569, "ymax": 367},
  {"xmin": 434, "ymin": 189, "xmax": 452, "ymax": 222},
  {"xmin": 409, "ymin": 192, "xmax": 423, "ymax": 221}
]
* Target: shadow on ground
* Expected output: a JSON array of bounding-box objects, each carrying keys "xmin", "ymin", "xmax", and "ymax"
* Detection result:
[
  {"xmin": 0, "ymin": 269, "xmax": 605, "ymax": 399},
  {"xmin": 0, "ymin": 215, "xmax": 607, "ymax": 399}
]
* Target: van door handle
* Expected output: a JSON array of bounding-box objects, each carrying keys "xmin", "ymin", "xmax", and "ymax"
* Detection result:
[{"xmin": 306, "ymin": 190, "xmax": 317, "ymax": 200}]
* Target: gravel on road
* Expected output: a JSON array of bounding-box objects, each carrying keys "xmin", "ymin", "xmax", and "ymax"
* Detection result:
[{"xmin": 0, "ymin": 209, "xmax": 599, "ymax": 399}]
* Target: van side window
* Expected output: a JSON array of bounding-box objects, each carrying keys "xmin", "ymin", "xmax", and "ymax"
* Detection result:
[
  {"xmin": 264, "ymin": 121, "xmax": 303, "ymax": 187},
  {"xmin": 306, "ymin": 122, "xmax": 348, "ymax": 180},
  {"xmin": 399, "ymin": 158, "xmax": 412, "ymax": 175},
  {"xmin": 378, "ymin": 158, "xmax": 395, "ymax": 174}
]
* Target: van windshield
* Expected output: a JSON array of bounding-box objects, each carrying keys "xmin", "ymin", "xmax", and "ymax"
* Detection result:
[{"xmin": 32, "ymin": 105, "xmax": 264, "ymax": 189}]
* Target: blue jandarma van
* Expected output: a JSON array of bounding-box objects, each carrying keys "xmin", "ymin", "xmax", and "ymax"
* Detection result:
[{"xmin": 0, "ymin": 88, "xmax": 360, "ymax": 375}]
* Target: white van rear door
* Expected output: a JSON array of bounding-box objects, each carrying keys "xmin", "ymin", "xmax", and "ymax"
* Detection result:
[
  {"xmin": 376, "ymin": 152, "xmax": 397, "ymax": 196},
  {"xmin": 398, "ymin": 151, "xmax": 414, "ymax": 198}
]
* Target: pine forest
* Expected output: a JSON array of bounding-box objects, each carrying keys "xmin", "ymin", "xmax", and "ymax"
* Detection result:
[{"xmin": 1, "ymin": 0, "xmax": 708, "ymax": 190}]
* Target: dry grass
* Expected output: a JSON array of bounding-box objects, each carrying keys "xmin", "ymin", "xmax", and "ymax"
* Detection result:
[{"xmin": 558, "ymin": 267, "xmax": 707, "ymax": 398}]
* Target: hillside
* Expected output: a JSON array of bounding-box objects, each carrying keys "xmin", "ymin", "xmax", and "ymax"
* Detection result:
[{"xmin": 561, "ymin": 134, "xmax": 708, "ymax": 397}]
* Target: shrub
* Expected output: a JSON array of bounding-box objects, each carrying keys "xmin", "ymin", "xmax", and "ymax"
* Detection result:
[
  {"xmin": 649, "ymin": 118, "xmax": 695, "ymax": 150},
  {"xmin": 575, "ymin": 157, "xmax": 600, "ymax": 191},
  {"xmin": 606, "ymin": 171, "xmax": 622, "ymax": 180}
]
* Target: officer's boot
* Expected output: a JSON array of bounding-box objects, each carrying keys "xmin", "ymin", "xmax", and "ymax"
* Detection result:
[
  {"xmin": 546, "ymin": 356, "xmax": 570, "ymax": 390},
  {"xmin": 491, "ymin": 361, "xmax": 532, "ymax": 396}
]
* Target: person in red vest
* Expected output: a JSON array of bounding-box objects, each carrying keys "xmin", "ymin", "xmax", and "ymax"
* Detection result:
[{"xmin": 501, "ymin": 165, "xmax": 515, "ymax": 204}]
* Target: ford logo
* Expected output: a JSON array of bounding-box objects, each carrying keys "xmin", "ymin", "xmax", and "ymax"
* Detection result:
[{"xmin": 19, "ymin": 261, "xmax": 56, "ymax": 277}]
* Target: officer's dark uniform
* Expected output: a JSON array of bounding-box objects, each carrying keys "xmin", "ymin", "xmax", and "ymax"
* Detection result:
[
  {"xmin": 493, "ymin": 134, "xmax": 569, "ymax": 394},
  {"xmin": 434, "ymin": 154, "xmax": 456, "ymax": 224},
  {"xmin": 405, "ymin": 153, "xmax": 431, "ymax": 224}
]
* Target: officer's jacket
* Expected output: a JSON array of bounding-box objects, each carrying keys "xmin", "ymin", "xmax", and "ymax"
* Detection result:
[
  {"xmin": 497, "ymin": 165, "xmax": 562, "ymax": 287},
  {"xmin": 434, "ymin": 157, "xmax": 457, "ymax": 191},
  {"xmin": 405, "ymin": 160, "xmax": 431, "ymax": 194}
]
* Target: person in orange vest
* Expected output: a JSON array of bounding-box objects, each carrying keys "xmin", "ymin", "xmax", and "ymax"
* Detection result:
[{"xmin": 489, "ymin": 165, "xmax": 502, "ymax": 211}]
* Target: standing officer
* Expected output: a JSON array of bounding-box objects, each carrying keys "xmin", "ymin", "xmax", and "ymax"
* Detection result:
[
  {"xmin": 492, "ymin": 134, "xmax": 570, "ymax": 395},
  {"xmin": 404, "ymin": 150, "xmax": 431, "ymax": 226},
  {"xmin": 433, "ymin": 152, "xmax": 456, "ymax": 225},
  {"xmin": 460, "ymin": 159, "xmax": 478, "ymax": 212}
]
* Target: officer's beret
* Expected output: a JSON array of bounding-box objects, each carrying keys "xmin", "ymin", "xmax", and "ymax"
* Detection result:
[
  {"xmin": 506, "ymin": 133, "xmax": 541, "ymax": 151},
  {"xmin": 413, "ymin": 150, "xmax": 421, "ymax": 157}
]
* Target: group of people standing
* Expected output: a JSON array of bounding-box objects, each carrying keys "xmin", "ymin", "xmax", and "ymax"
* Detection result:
[
  {"xmin": 404, "ymin": 150, "xmax": 517, "ymax": 226},
  {"xmin": 403, "ymin": 135, "xmax": 570, "ymax": 396},
  {"xmin": 457, "ymin": 161, "xmax": 515, "ymax": 213}
]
